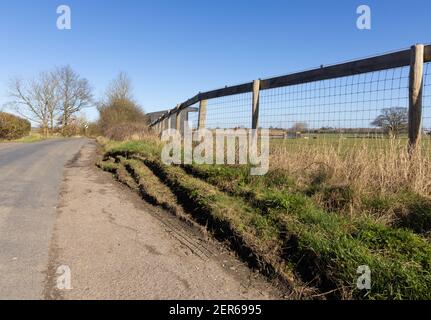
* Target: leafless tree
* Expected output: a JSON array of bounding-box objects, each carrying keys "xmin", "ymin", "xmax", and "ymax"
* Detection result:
[
  {"xmin": 96, "ymin": 72, "xmax": 148, "ymax": 140},
  {"xmin": 40, "ymin": 72, "xmax": 60, "ymax": 132},
  {"xmin": 371, "ymin": 107, "xmax": 408, "ymax": 137},
  {"xmin": 55, "ymin": 66, "xmax": 93, "ymax": 133},
  {"xmin": 7, "ymin": 72, "xmax": 59, "ymax": 136},
  {"xmin": 105, "ymin": 72, "xmax": 133, "ymax": 102},
  {"xmin": 290, "ymin": 122, "xmax": 309, "ymax": 133}
]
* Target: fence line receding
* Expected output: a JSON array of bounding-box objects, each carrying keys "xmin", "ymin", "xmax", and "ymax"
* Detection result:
[{"xmin": 151, "ymin": 44, "xmax": 431, "ymax": 152}]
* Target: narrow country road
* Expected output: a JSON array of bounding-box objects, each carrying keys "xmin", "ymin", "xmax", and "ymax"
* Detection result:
[
  {"xmin": 0, "ymin": 139, "xmax": 281, "ymax": 300},
  {"xmin": 0, "ymin": 139, "xmax": 88, "ymax": 299}
]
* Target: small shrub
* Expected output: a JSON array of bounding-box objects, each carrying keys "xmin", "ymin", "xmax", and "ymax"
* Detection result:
[
  {"xmin": 0, "ymin": 112, "xmax": 31, "ymax": 140},
  {"xmin": 97, "ymin": 97, "xmax": 149, "ymax": 140}
]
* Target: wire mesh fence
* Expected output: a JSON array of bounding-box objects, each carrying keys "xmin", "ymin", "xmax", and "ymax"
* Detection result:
[
  {"xmin": 152, "ymin": 44, "xmax": 430, "ymax": 152},
  {"xmin": 424, "ymin": 62, "xmax": 431, "ymax": 131},
  {"xmin": 186, "ymin": 102, "xmax": 199, "ymax": 130},
  {"xmin": 259, "ymin": 67, "xmax": 410, "ymax": 136},
  {"xmin": 204, "ymin": 92, "xmax": 252, "ymax": 129},
  {"xmin": 423, "ymin": 62, "xmax": 431, "ymax": 150}
]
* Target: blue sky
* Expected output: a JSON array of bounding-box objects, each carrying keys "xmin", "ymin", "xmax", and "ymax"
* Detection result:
[{"xmin": 0, "ymin": 0, "xmax": 430, "ymax": 122}]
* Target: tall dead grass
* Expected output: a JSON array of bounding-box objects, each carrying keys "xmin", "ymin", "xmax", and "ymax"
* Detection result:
[{"xmin": 271, "ymin": 138, "xmax": 431, "ymax": 219}]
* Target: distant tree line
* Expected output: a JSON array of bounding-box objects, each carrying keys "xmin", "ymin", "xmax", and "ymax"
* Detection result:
[
  {"xmin": 270, "ymin": 107, "xmax": 413, "ymax": 137},
  {"xmin": 5, "ymin": 68, "xmax": 149, "ymax": 140}
]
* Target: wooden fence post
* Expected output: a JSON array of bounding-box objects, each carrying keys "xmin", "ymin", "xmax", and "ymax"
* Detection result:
[
  {"xmin": 162, "ymin": 118, "xmax": 167, "ymax": 131},
  {"xmin": 252, "ymin": 79, "xmax": 260, "ymax": 130},
  {"xmin": 198, "ymin": 100, "xmax": 208, "ymax": 129},
  {"xmin": 175, "ymin": 105, "xmax": 181, "ymax": 132},
  {"xmin": 167, "ymin": 116, "xmax": 172, "ymax": 130},
  {"xmin": 408, "ymin": 44, "xmax": 424, "ymax": 153}
]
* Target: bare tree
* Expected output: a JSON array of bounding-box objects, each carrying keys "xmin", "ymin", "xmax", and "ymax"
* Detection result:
[
  {"xmin": 56, "ymin": 66, "xmax": 93, "ymax": 133},
  {"xmin": 39, "ymin": 72, "xmax": 60, "ymax": 132},
  {"xmin": 290, "ymin": 122, "xmax": 309, "ymax": 133},
  {"xmin": 7, "ymin": 72, "xmax": 59, "ymax": 136},
  {"xmin": 371, "ymin": 107, "xmax": 408, "ymax": 137},
  {"xmin": 105, "ymin": 72, "xmax": 133, "ymax": 102},
  {"xmin": 97, "ymin": 72, "xmax": 148, "ymax": 140}
]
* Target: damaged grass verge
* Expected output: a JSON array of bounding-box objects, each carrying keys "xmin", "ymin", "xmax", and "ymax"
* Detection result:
[
  {"xmin": 97, "ymin": 156, "xmax": 207, "ymax": 235},
  {"xmin": 98, "ymin": 139, "xmax": 431, "ymax": 300},
  {"xmin": 136, "ymin": 156, "xmax": 307, "ymax": 295},
  {"xmin": 98, "ymin": 145, "xmax": 309, "ymax": 298},
  {"xmin": 180, "ymin": 164, "xmax": 431, "ymax": 300}
]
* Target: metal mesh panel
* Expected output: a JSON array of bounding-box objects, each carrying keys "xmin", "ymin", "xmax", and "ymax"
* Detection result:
[
  {"xmin": 186, "ymin": 103, "xmax": 199, "ymax": 130},
  {"xmin": 259, "ymin": 67, "xmax": 410, "ymax": 138},
  {"xmin": 151, "ymin": 47, "xmax": 430, "ymax": 151},
  {"xmin": 424, "ymin": 62, "xmax": 431, "ymax": 131},
  {"xmin": 204, "ymin": 92, "xmax": 252, "ymax": 129}
]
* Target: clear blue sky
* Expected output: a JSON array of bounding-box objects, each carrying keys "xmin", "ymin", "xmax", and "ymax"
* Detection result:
[{"xmin": 1, "ymin": 0, "xmax": 430, "ymax": 122}]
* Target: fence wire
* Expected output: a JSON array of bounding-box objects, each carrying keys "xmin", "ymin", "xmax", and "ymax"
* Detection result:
[
  {"xmin": 156, "ymin": 50, "xmax": 430, "ymax": 151},
  {"xmin": 424, "ymin": 62, "xmax": 431, "ymax": 131},
  {"xmin": 204, "ymin": 92, "xmax": 252, "ymax": 129},
  {"xmin": 186, "ymin": 102, "xmax": 199, "ymax": 130},
  {"xmin": 260, "ymin": 67, "xmax": 410, "ymax": 137}
]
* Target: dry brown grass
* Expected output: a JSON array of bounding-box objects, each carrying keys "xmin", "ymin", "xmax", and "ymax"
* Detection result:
[{"xmin": 271, "ymin": 138, "xmax": 431, "ymax": 220}]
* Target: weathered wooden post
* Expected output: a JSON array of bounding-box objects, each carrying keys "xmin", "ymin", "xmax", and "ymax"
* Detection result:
[
  {"xmin": 175, "ymin": 104, "xmax": 181, "ymax": 132},
  {"xmin": 252, "ymin": 79, "xmax": 261, "ymax": 130},
  {"xmin": 167, "ymin": 115, "xmax": 171, "ymax": 130},
  {"xmin": 198, "ymin": 100, "xmax": 208, "ymax": 129},
  {"xmin": 408, "ymin": 44, "xmax": 424, "ymax": 154},
  {"xmin": 162, "ymin": 117, "xmax": 169, "ymax": 131}
]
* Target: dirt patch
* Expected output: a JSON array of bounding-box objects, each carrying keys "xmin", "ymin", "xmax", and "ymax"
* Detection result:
[{"xmin": 44, "ymin": 141, "xmax": 285, "ymax": 299}]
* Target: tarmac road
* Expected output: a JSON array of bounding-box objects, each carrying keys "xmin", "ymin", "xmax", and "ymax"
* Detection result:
[{"xmin": 0, "ymin": 138, "xmax": 88, "ymax": 299}]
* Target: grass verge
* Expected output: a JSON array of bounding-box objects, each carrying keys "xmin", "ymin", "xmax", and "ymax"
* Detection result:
[{"xmin": 98, "ymin": 138, "xmax": 431, "ymax": 300}]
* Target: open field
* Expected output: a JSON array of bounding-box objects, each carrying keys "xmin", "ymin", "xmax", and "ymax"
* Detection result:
[
  {"xmin": 270, "ymin": 133, "xmax": 431, "ymax": 152},
  {"xmin": 97, "ymin": 137, "xmax": 431, "ymax": 299}
]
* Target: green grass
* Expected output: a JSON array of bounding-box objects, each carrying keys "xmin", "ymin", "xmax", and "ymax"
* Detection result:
[
  {"xmin": 15, "ymin": 133, "xmax": 46, "ymax": 143},
  {"xmin": 183, "ymin": 164, "xmax": 431, "ymax": 299},
  {"xmin": 103, "ymin": 139, "xmax": 163, "ymax": 158},
  {"xmin": 0, "ymin": 132, "xmax": 46, "ymax": 143},
  {"xmin": 270, "ymin": 133, "xmax": 431, "ymax": 154}
]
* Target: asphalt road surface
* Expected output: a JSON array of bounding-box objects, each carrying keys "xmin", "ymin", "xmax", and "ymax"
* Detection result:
[{"xmin": 0, "ymin": 138, "xmax": 88, "ymax": 299}]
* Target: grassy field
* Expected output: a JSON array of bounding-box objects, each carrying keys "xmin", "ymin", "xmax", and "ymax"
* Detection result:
[
  {"xmin": 97, "ymin": 136, "xmax": 431, "ymax": 300},
  {"xmin": 270, "ymin": 132, "xmax": 431, "ymax": 153}
]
